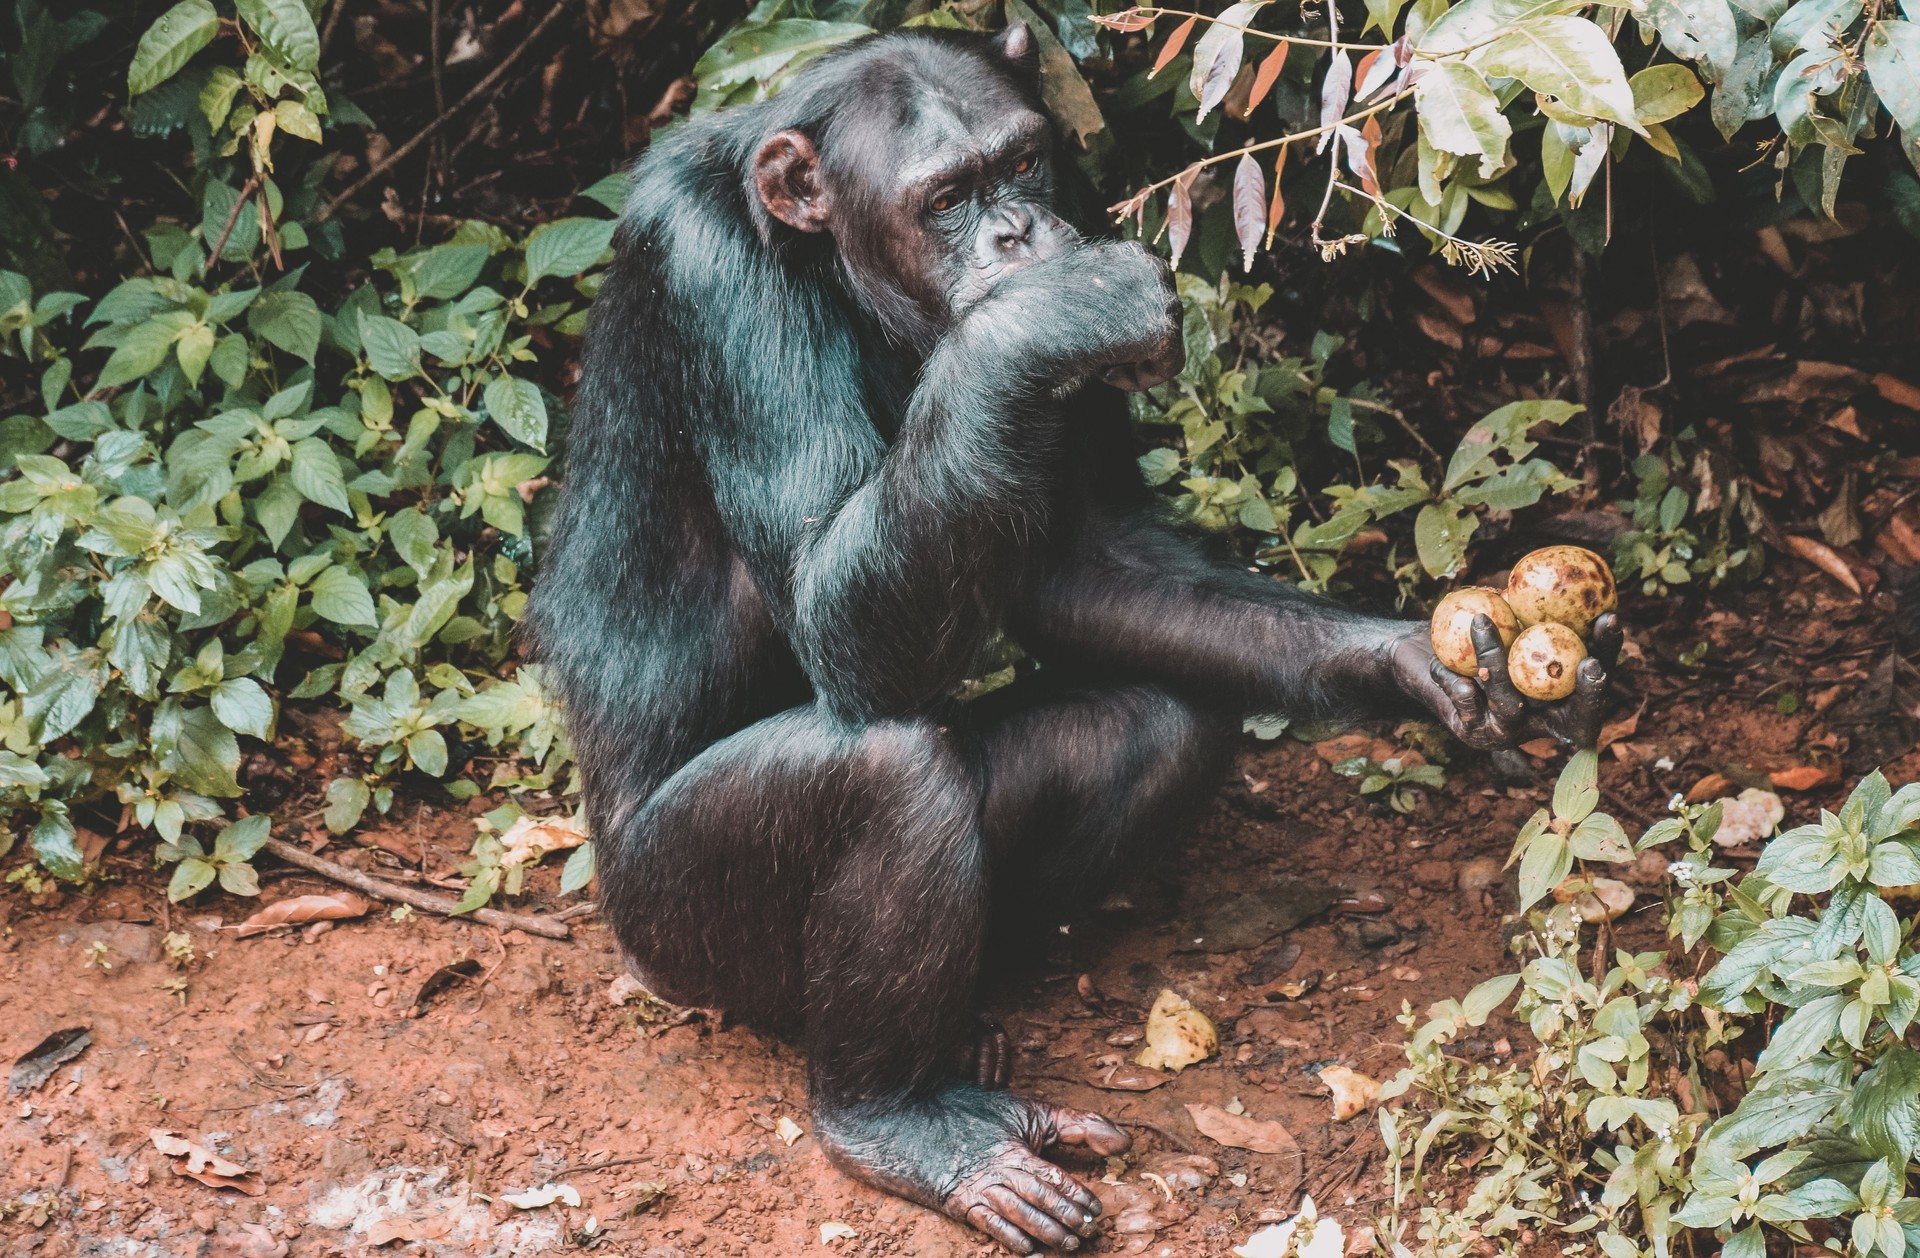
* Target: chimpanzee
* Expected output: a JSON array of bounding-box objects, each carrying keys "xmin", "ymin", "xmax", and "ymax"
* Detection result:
[{"xmin": 525, "ymin": 22, "xmax": 1618, "ymax": 1254}]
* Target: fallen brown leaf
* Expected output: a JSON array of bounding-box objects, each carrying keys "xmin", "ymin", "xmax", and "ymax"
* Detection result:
[
  {"xmin": 1770, "ymin": 763, "xmax": 1840, "ymax": 791},
  {"xmin": 150, "ymin": 1130, "xmax": 264, "ymax": 1195},
  {"xmin": 1186, "ymin": 1103, "xmax": 1299, "ymax": 1155},
  {"xmin": 1686, "ymin": 773, "xmax": 1733, "ymax": 804},
  {"xmin": 498, "ymin": 812, "xmax": 587, "ymax": 868},
  {"xmin": 1312, "ymin": 734, "xmax": 1396, "ymax": 765},
  {"xmin": 1783, "ymin": 535, "xmax": 1863, "ymax": 595},
  {"xmin": 1087, "ymin": 1061, "xmax": 1171, "ymax": 1092},
  {"xmin": 233, "ymin": 894, "xmax": 370, "ymax": 938},
  {"xmin": 1518, "ymin": 737, "xmax": 1559, "ymax": 760},
  {"xmin": 1411, "ymin": 267, "xmax": 1475, "ymax": 325},
  {"xmin": 1597, "ymin": 705, "xmax": 1643, "ymax": 752},
  {"xmin": 1874, "ymin": 372, "xmax": 1920, "ymax": 411}
]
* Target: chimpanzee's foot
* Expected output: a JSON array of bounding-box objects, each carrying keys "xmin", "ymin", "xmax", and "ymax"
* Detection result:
[
  {"xmin": 972, "ymin": 1014, "xmax": 1012, "ymax": 1089},
  {"xmin": 814, "ymin": 1083, "xmax": 1130, "ymax": 1254}
]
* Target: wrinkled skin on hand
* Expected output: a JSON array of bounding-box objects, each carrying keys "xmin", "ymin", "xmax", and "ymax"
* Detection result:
[{"xmin": 1390, "ymin": 612, "xmax": 1623, "ymax": 750}]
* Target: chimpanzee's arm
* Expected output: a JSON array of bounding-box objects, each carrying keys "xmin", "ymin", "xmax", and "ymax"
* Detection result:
[
  {"xmin": 701, "ymin": 243, "xmax": 1177, "ymax": 722},
  {"xmin": 1012, "ymin": 397, "xmax": 1614, "ymax": 748}
]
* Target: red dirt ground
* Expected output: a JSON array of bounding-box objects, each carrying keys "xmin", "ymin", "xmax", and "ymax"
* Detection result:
[{"xmin": 4, "ymin": 574, "xmax": 1913, "ymax": 1257}]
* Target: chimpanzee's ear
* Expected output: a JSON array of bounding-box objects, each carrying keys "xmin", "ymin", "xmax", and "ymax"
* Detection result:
[
  {"xmin": 991, "ymin": 20, "xmax": 1037, "ymax": 67},
  {"xmin": 753, "ymin": 130, "xmax": 830, "ymax": 233}
]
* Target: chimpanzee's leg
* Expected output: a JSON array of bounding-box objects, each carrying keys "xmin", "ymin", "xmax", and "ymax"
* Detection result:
[
  {"xmin": 971, "ymin": 676, "xmax": 1238, "ymax": 919},
  {"xmin": 598, "ymin": 705, "xmax": 1128, "ymax": 1254}
]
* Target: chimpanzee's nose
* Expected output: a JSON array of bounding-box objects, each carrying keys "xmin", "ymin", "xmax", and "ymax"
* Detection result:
[{"xmin": 992, "ymin": 207, "xmax": 1033, "ymax": 251}]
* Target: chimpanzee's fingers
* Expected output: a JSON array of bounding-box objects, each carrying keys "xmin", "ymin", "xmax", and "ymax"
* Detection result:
[
  {"xmin": 1003, "ymin": 1167, "xmax": 1099, "ymax": 1238},
  {"xmin": 1049, "ymin": 1107, "xmax": 1130, "ymax": 1157},
  {"xmin": 981, "ymin": 1184, "xmax": 1079, "ymax": 1251},
  {"xmin": 1471, "ymin": 615, "xmax": 1527, "ymax": 723},
  {"xmin": 966, "ymin": 1203, "xmax": 1039, "ymax": 1254},
  {"xmin": 1430, "ymin": 657, "xmax": 1484, "ymax": 732},
  {"xmin": 1558, "ymin": 656, "xmax": 1609, "ymax": 747},
  {"xmin": 1587, "ymin": 611, "xmax": 1623, "ymax": 669}
]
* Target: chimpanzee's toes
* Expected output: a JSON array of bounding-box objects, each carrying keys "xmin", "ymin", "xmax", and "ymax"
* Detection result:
[{"xmin": 974, "ymin": 1014, "xmax": 1012, "ymax": 1089}]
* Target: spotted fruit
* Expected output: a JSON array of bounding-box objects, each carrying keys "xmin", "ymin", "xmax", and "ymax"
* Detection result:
[
  {"xmin": 1507, "ymin": 621, "xmax": 1586, "ymax": 701},
  {"xmin": 1429, "ymin": 587, "xmax": 1520, "ymax": 677}
]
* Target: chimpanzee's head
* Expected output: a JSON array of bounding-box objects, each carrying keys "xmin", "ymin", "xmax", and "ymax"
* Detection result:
[{"xmin": 747, "ymin": 25, "xmax": 1079, "ymax": 348}]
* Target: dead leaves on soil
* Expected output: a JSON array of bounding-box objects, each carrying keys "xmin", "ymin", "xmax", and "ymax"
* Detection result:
[
  {"xmin": 9, "ymin": 1027, "xmax": 89, "ymax": 1096},
  {"xmin": 149, "ymin": 1129, "xmax": 265, "ymax": 1195},
  {"xmin": 232, "ymin": 893, "xmax": 370, "ymax": 937},
  {"xmin": 1186, "ymin": 1102, "xmax": 1299, "ymax": 1155}
]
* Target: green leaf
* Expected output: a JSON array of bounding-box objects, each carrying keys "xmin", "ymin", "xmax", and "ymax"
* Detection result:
[
  {"xmin": 153, "ymin": 700, "xmax": 243, "ymax": 797},
  {"xmin": 1554, "ymin": 749, "xmax": 1600, "ymax": 821},
  {"xmin": 211, "ymin": 676, "xmax": 274, "ymax": 738},
  {"xmin": 407, "ymin": 728, "xmax": 448, "ymax": 776},
  {"xmin": 1866, "ymin": 21, "xmax": 1920, "ymax": 136},
  {"xmin": 1414, "ymin": 500, "xmax": 1474, "ymax": 578},
  {"xmin": 289, "ymin": 436, "xmax": 349, "ymax": 513},
  {"xmin": 560, "ymin": 840, "xmax": 596, "ymax": 895},
  {"xmin": 1713, "ymin": 32, "xmax": 1777, "ymax": 137},
  {"xmin": 1570, "ymin": 812, "xmax": 1632, "ymax": 862},
  {"xmin": 483, "ymin": 374, "xmax": 548, "ymax": 450},
  {"xmin": 389, "ymin": 508, "xmax": 439, "ymax": 577},
  {"xmin": 1756, "ymin": 993, "xmax": 1846, "ymax": 1072},
  {"xmin": 324, "ymin": 776, "xmax": 370, "ymax": 834},
  {"xmin": 96, "ymin": 315, "xmax": 186, "ymax": 390},
  {"xmin": 1476, "ymin": 17, "xmax": 1643, "ymax": 131},
  {"xmin": 249, "ymin": 290, "xmax": 322, "ymax": 362},
  {"xmin": 578, "ymin": 172, "xmax": 631, "ymax": 213},
  {"xmin": 217, "ymin": 861, "xmax": 261, "ymax": 896},
  {"xmin": 129, "ymin": 0, "xmax": 220, "ymax": 95},
  {"xmin": 406, "ymin": 244, "xmax": 490, "ymax": 301},
  {"xmin": 1461, "ymin": 973, "xmax": 1519, "ymax": 1022},
  {"xmin": 214, "ymin": 813, "xmax": 272, "ymax": 862},
  {"xmin": 309, "ymin": 565, "xmax": 377, "ymax": 627},
  {"xmin": 1415, "ymin": 62, "xmax": 1513, "ymax": 179},
  {"xmin": 234, "ymin": 0, "xmax": 320, "ymax": 71},
  {"xmin": 169, "ymin": 856, "xmax": 218, "ymax": 901},
  {"xmin": 31, "ymin": 802, "xmax": 85, "ymax": 880},
  {"xmin": 359, "ymin": 315, "xmax": 421, "ymax": 380},
  {"xmin": 524, "ymin": 217, "xmax": 617, "ymax": 283},
  {"xmin": 1632, "ymin": 63, "xmax": 1707, "ymax": 125},
  {"xmin": 1644, "ymin": 0, "xmax": 1737, "ymax": 82},
  {"xmin": 692, "ymin": 19, "xmax": 873, "ymax": 108},
  {"xmin": 1852, "ymin": 1047, "xmax": 1920, "ymax": 1163},
  {"xmin": 1518, "ymin": 831, "xmax": 1573, "ymax": 910}
]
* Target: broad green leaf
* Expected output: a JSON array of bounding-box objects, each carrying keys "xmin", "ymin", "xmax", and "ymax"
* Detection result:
[
  {"xmin": 249, "ymin": 290, "xmax": 322, "ymax": 361},
  {"xmin": 1554, "ymin": 749, "xmax": 1600, "ymax": 821},
  {"xmin": 524, "ymin": 217, "xmax": 617, "ymax": 283},
  {"xmin": 129, "ymin": 0, "xmax": 220, "ymax": 95},
  {"xmin": 1632, "ymin": 63, "xmax": 1707, "ymax": 124},
  {"xmin": 483, "ymin": 374, "xmax": 548, "ymax": 450},
  {"xmin": 389, "ymin": 508, "xmax": 439, "ymax": 577},
  {"xmin": 1644, "ymin": 0, "xmax": 1737, "ymax": 82},
  {"xmin": 169, "ymin": 856, "xmax": 218, "ymax": 900},
  {"xmin": 153, "ymin": 700, "xmax": 243, "ymax": 797},
  {"xmin": 1867, "ymin": 21, "xmax": 1920, "ymax": 135},
  {"xmin": 1415, "ymin": 62, "xmax": 1512, "ymax": 178},
  {"xmin": 324, "ymin": 776, "xmax": 371, "ymax": 834},
  {"xmin": 408, "ymin": 244, "xmax": 490, "ymax": 301},
  {"xmin": 289, "ymin": 437, "xmax": 349, "ymax": 513},
  {"xmin": 32, "ymin": 803, "xmax": 85, "ymax": 881},
  {"xmin": 692, "ymin": 19, "xmax": 873, "ymax": 108},
  {"xmin": 211, "ymin": 676, "xmax": 274, "ymax": 738},
  {"xmin": 1756, "ymin": 993, "xmax": 1846, "ymax": 1071},
  {"xmin": 407, "ymin": 728, "xmax": 448, "ymax": 776},
  {"xmin": 95, "ymin": 315, "xmax": 186, "ymax": 390},
  {"xmin": 235, "ymin": 0, "xmax": 321, "ymax": 70},
  {"xmin": 359, "ymin": 315, "xmax": 421, "ymax": 380},
  {"xmin": 214, "ymin": 813, "xmax": 272, "ymax": 862},
  {"xmin": 1476, "ymin": 17, "xmax": 1642, "ymax": 131},
  {"xmin": 1414, "ymin": 500, "xmax": 1474, "ymax": 578},
  {"xmin": 218, "ymin": 862, "xmax": 262, "ymax": 896},
  {"xmin": 200, "ymin": 180, "xmax": 260, "ymax": 263},
  {"xmin": 1851, "ymin": 1048, "xmax": 1920, "ymax": 1162},
  {"xmin": 1570, "ymin": 812, "xmax": 1632, "ymax": 862},
  {"xmin": 579, "ymin": 172, "xmax": 631, "ymax": 213},
  {"xmin": 560, "ymin": 840, "xmax": 596, "ymax": 894},
  {"xmin": 1518, "ymin": 831, "xmax": 1573, "ymax": 910},
  {"xmin": 1419, "ymin": 0, "xmax": 1584, "ymax": 52},
  {"xmin": 1461, "ymin": 973, "xmax": 1519, "ymax": 1022},
  {"xmin": 309, "ymin": 565, "xmax": 377, "ymax": 627}
]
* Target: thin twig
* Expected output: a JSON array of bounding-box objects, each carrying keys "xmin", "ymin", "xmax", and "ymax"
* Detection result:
[
  {"xmin": 206, "ymin": 174, "xmax": 262, "ymax": 265},
  {"xmin": 261, "ymin": 837, "xmax": 572, "ymax": 939},
  {"xmin": 319, "ymin": 0, "xmax": 349, "ymax": 57},
  {"xmin": 318, "ymin": 0, "xmax": 577, "ymax": 222}
]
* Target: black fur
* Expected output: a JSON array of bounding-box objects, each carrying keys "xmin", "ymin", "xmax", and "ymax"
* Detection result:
[{"xmin": 525, "ymin": 26, "xmax": 1454, "ymax": 1253}]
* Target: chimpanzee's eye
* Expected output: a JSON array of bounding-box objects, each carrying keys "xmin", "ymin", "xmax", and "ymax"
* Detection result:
[
  {"xmin": 1013, "ymin": 154, "xmax": 1035, "ymax": 175},
  {"xmin": 931, "ymin": 190, "xmax": 959, "ymax": 214}
]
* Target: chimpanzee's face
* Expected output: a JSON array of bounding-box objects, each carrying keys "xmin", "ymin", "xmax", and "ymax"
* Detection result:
[{"xmin": 750, "ymin": 26, "xmax": 1078, "ymax": 348}]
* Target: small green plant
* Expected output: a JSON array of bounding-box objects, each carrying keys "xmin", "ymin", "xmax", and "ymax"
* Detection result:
[
  {"xmin": 1379, "ymin": 759, "xmax": 1920, "ymax": 1258},
  {"xmin": 1613, "ymin": 441, "xmax": 1756, "ymax": 598},
  {"xmin": 1334, "ymin": 748, "xmax": 1447, "ymax": 814}
]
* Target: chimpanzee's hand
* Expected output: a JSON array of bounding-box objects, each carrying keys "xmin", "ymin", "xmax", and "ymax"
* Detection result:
[
  {"xmin": 1389, "ymin": 612, "xmax": 1622, "ymax": 751},
  {"xmin": 975, "ymin": 242, "xmax": 1183, "ymax": 392}
]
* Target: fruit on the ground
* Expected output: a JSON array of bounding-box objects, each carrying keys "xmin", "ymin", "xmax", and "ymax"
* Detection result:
[
  {"xmin": 1503, "ymin": 545, "xmax": 1616, "ymax": 635},
  {"xmin": 1553, "ymin": 875, "xmax": 1634, "ymax": 923},
  {"xmin": 1507, "ymin": 622, "xmax": 1586, "ymax": 700},
  {"xmin": 1429, "ymin": 587, "xmax": 1520, "ymax": 676}
]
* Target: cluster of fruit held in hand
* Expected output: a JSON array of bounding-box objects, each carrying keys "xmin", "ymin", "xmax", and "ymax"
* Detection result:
[{"xmin": 1430, "ymin": 546, "xmax": 1617, "ymax": 701}]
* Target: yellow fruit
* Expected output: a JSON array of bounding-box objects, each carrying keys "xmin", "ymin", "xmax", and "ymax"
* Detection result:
[
  {"xmin": 1507, "ymin": 622, "xmax": 1586, "ymax": 701},
  {"xmin": 1429, "ymin": 587, "xmax": 1520, "ymax": 677},
  {"xmin": 1503, "ymin": 545, "xmax": 1617, "ymax": 635}
]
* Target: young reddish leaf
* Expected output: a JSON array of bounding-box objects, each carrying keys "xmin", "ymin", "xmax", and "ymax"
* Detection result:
[
  {"xmin": 1092, "ymin": 7, "xmax": 1156, "ymax": 30},
  {"xmin": 1353, "ymin": 47, "xmax": 1388, "ymax": 101},
  {"xmin": 1150, "ymin": 15, "xmax": 1197, "ymax": 78},
  {"xmin": 1339, "ymin": 124, "xmax": 1378, "ymax": 196},
  {"xmin": 1246, "ymin": 39, "xmax": 1290, "ymax": 114},
  {"xmin": 1360, "ymin": 115, "xmax": 1385, "ymax": 197},
  {"xmin": 1233, "ymin": 153, "xmax": 1266, "ymax": 271},
  {"xmin": 1318, "ymin": 50, "xmax": 1353, "ymax": 151},
  {"xmin": 1166, "ymin": 172, "xmax": 1195, "ymax": 267},
  {"xmin": 1264, "ymin": 145, "xmax": 1289, "ymax": 248}
]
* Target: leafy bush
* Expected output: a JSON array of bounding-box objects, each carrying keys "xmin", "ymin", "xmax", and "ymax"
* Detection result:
[
  {"xmin": 1380, "ymin": 758, "xmax": 1920, "ymax": 1258},
  {"xmin": 0, "ymin": 0, "xmax": 621, "ymax": 893}
]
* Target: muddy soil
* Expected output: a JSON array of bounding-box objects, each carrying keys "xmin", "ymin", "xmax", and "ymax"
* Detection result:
[{"xmin": 3, "ymin": 573, "xmax": 1913, "ymax": 1258}]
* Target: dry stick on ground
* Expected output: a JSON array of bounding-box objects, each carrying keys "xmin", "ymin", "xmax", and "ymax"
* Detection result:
[
  {"xmin": 317, "ymin": 0, "xmax": 578, "ymax": 222},
  {"xmin": 260, "ymin": 837, "xmax": 572, "ymax": 939}
]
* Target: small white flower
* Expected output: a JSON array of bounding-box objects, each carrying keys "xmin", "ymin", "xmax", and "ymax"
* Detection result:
[{"xmin": 1668, "ymin": 793, "xmax": 1686, "ymax": 811}]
